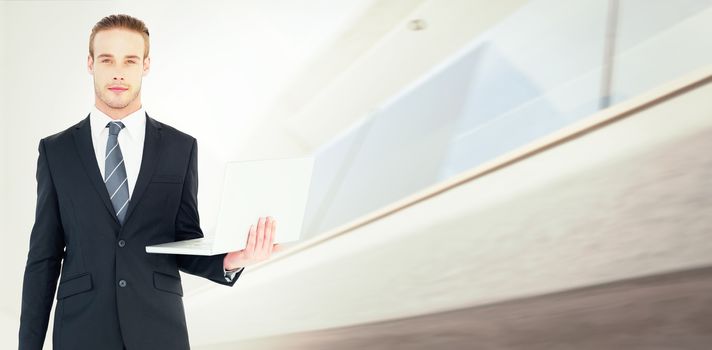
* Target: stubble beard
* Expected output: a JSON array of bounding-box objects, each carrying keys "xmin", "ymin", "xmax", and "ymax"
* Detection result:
[{"xmin": 94, "ymin": 79, "xmax": 141, "ymax": 110}]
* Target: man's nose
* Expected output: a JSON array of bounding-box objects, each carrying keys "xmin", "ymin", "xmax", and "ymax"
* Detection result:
[{"xmin": 112, "ymin": 76, "xmax": 124, "ymax": 81}]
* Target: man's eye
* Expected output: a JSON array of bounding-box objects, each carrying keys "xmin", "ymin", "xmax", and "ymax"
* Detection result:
[
  {"xmin": 101, "ymin": 59, "xmax": 111, "ymax": 63},
  {"xmin": 127, "ymin": 60, "xmax": 136, "ymax": 64}
]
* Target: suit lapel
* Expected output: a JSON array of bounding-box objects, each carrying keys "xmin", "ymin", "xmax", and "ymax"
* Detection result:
[
  {"xmin": 73, "ymin": 115, "xmax": 120, "ymax": 226},
  {"xmin": 72, "ymin": 112, "xmax": 164, "ymax": 228},
  {"xmin": 122, "ymin": 113, "xmax": 163, "ymax": 226}
]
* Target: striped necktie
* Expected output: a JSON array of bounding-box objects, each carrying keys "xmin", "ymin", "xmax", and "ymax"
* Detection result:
[{"xmin": 105, "ymin": 121, "xmax": 130, "ymax": 225}]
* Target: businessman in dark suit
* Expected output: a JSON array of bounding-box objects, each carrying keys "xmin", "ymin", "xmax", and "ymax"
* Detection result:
[{"xmin": 18, "ymin": 14, "xmax": 282, "ymax": 350}]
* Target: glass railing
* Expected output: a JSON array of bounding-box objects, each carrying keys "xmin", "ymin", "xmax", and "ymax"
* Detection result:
[{"xmin": 300, "ymin": 0, "xmax": 712, "ymax": 240}]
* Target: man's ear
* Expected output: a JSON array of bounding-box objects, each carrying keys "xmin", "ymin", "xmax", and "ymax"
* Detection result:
[
  {"xmin": 143, "ymin": 57, "xmax": 151, "ymax": 76},
  {"xmin": 87, "ymin": 55, "xmax": 94, "ymax": 75}
]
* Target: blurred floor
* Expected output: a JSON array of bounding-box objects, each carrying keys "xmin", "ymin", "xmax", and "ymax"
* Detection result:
[{"xmin": 200, "ymin": 266, "xmax": 712, "ymax": 349}]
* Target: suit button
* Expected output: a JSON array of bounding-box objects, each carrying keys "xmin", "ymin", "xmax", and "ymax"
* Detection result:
[
  {"xmin": 118, "ymin": 280, "xmax": 127, "ymax": 288},
  {"xmin": 118, "ymin": 239, "xmax": 126, "ymax": 248}
]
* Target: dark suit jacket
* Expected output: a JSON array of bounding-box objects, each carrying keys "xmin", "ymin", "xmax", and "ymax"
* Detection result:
[{"xmin": 19, "ymin": 113, "xmax": 242, "ymax": 350}]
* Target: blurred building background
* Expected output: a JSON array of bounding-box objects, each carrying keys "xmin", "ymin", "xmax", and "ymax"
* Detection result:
[{"xmin": 1, "ymin": 0, "xmax": 712, "ymax": 348}]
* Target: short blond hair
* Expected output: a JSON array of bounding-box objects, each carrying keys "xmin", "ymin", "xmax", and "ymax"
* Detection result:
[{"xmin": 89, "ymin": 14, "xmax": 150, "ymax": 58}]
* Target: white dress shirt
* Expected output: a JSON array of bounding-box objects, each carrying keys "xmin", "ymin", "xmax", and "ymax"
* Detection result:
[
  {"xmin": 89, "ymin": 106, "xmax": 242, "ymax": 281},
  {"xmin": 90, "ymin": 106, "xmax": 145, "ymax": 199}
]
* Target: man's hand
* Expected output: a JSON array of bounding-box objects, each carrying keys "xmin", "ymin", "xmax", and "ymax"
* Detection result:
[{"xmin": 223, "ymin": 216, "xmax": 283, "ymax": 270}]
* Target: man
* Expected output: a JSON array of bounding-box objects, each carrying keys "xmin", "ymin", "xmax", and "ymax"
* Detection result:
[{"xmin": 19, "ymin": 14, "xmax": 281, "ymax": 350}]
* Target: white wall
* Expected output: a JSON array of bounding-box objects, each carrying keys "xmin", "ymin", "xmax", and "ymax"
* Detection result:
[{"xmin": 0, "ymin": 1, "xmax": 12, "ymax": 344}]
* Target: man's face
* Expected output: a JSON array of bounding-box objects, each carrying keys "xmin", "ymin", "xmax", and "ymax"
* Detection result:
[{"xmin": 88, "ymin": 28, "xmax": 150, "ymax": 111}]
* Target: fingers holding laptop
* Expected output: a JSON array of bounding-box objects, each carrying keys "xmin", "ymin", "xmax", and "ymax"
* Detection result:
[
  {"xmin": 223, "ymin": 216, "xmax": 284, "ymax": 270},
  {"xmin": 249, "ymin": 216, "xmax": 283, "ymax": 255}
]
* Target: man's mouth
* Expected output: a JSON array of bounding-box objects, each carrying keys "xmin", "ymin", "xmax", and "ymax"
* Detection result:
[{"xmin": 108, "ymin": 86, "xmax": 129, "ymax": 92}]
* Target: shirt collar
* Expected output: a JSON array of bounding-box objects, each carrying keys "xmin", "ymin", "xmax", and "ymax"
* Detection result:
[{"xmin": 90, "ymin": 105, "xmax": 147, "ymax": 141}]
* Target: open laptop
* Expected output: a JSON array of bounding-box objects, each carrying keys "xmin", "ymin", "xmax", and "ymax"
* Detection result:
[{"xmin": 145, "ymin": 155, "xmax": 314, "ymax": 256}]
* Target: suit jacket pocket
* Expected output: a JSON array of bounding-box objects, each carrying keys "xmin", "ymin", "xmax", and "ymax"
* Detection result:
[
  {"xmin": 151, "ymin": 175, "xmax": 182, "ymax": 183},
  {"xmin": 57, "ymin": 272, "xmax": 93, "ymax": 299},
  {"xmin": 153, "ymin": 271, "xmax": 183, "ymax": 296}
]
